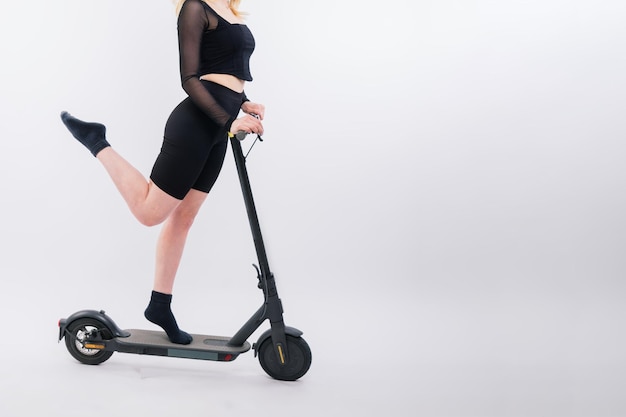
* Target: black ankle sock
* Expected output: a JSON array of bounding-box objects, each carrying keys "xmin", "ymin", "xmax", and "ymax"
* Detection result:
[
  {"xmin": 60, "ymin": 111, "xmax": 110, "ymax": 157},
  {"xmin": 144, "ymin": 291, "xmax": 193, "ymax": 345}
]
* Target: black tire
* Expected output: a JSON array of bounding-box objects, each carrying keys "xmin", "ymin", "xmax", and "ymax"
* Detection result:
[
  {"xmin": 258, "ymin": 335, "xmax": 312, "ymax": 381},
  {"xmin": 64, "ymin": 318, "xmax": 114, "ymax": 365}
]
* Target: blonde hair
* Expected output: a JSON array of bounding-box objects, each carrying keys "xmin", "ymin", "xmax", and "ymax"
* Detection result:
[{"xmin": 175, "ymin": 0, "xmax": 243, "ymax": 17}]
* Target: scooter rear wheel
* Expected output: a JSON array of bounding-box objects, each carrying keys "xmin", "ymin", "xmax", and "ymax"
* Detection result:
[
  {"xmin": 64, "ymin": 318, "xmax": 114, "ymax": 365},
  {"xmin": 258, "ymin": 335, "xmax": 312, "ymax": 381}
]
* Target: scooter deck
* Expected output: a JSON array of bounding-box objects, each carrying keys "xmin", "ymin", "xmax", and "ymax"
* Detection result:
[{"xmin": 113, "ymin": 329, "xmax": 251, "ymax": 361}]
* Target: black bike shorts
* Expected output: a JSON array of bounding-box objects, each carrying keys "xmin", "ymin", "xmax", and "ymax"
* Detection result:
[{"xmin": 150, "ymin": 80, "xmax": 244, "ymax": 200}]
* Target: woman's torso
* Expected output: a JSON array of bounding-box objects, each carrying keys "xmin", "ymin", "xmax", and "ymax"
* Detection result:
[{"xmin": 196, "ymin": 1, "xmax": 253, "ymax": 93}]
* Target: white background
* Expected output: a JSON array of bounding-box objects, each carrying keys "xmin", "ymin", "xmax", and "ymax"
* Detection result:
[{"xmin": 1, "ymin": 0, "xmax": 625, "ymax": 416}]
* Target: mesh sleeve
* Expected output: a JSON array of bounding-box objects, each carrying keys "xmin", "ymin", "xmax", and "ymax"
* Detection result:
[{"xmin": 177, "ymin": 0, "xmax": 235, "ymax": 129}]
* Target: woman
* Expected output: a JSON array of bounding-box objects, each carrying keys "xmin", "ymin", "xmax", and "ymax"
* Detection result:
[{"xmin": 60, "ymin": 0, "xmax": 264, "ymax": 345}]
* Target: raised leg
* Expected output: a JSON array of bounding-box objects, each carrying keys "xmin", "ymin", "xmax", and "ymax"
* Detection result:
[
  {"xmin": 60, "ymin": 112, "xmax": 181, "ymax": 226},
  {"xmin": 96, "ymin": 147, "xmax": 180, "ymax": 226}
]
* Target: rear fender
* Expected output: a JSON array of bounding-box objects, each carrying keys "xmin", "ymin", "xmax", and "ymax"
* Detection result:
[{"xmin": 58, "ymin": 309, "xmax": 130, "ymax": 341}]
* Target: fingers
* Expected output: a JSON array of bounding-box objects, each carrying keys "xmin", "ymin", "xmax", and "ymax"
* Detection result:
[
  {"xmin": 232, "ymin": 114, "xmax": 264, "ymax": 136},
  {"xmin": 249, "ymin": 114, "xmax": 264, "ymax": 135},
  {"xmin": 244, "ymin": 102, "xmax": 265, "ymax": 120},
  {"xmin": 254, "ymin": 105, "xmax": 265, "ymax": 120},
  {"xmin": 245, "ymin": 114, "xmax": 263, "ymax": 135}
]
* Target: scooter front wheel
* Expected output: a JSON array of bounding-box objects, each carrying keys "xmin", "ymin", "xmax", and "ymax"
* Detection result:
[
  {"xmin": 258, "ymin": 335, "xmax": 312, "ymax": 381},
  {"xmin": 64, "ymin": 318, "xmax": 114, "ymax": 365}
]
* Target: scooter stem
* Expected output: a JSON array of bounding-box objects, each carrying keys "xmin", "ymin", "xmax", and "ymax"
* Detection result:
[
  {"xmin": 228, "ymin": 137, "xmax": 288, "ymax": 350},
  {"xmin": 229, "ymin": 137, "xmax": 272, "ymax": 279}
]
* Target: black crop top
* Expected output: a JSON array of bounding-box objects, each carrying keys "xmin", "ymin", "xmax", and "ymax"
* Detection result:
[{"xmin": 178, "ymin": 0, "xmax": 255, "ymax": 129}]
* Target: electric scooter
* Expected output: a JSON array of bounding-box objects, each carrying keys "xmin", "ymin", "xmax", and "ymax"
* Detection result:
[{"xmin": 57, "ymin": 131, "xmax": 312, "ymax": 381}]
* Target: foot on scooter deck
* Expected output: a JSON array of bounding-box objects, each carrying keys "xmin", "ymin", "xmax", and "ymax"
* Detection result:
[{"xmin": 114, "ymin": 329, "xmax": 251, "ymax": 361}]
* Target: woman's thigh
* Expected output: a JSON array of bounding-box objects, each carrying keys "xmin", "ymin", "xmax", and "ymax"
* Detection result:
[{"xmin": 150, "ymin": 98, "xmax": 222, "ymax": 200}]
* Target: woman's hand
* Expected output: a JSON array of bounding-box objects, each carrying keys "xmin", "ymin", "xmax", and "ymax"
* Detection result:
[
  {"xmin": 241, "ymin": 101, "xmax": 265, "ymax": 120},
  {"xmin": 230, "ymin": 113, "xmax": 264, "ymax": 136}
]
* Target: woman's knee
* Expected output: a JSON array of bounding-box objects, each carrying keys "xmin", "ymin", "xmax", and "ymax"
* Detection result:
[
  {"xmin": 133, "ymin": 182, "xmax": 183, "ymax": 226},
  {"xmin": 168, "ymin": 207, "xmax": 198, "ymax": 230},
  {"xmin": 168, "ymin": 190, "xmax": 208, "ymax": 230},
  {"xmin": 135, "ymin": 210, "xmax": 171, "ymax": 227}
]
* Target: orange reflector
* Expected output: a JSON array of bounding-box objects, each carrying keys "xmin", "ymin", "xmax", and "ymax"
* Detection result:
[
  {"xmin": 277, "ymin": 344, "xmax": 285, "ymax": 364},
  {"xmin": 84, "ymin": 343, "xmax": 105, "ymax": 350}
]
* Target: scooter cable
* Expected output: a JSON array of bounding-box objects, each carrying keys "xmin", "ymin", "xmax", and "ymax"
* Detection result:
[{"xmin": 244, "ymin": 134, "xmax": 263, "ymax": 160}]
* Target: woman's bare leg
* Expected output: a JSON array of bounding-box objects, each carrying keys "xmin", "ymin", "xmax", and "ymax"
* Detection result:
[
  {"xmin": 153, "ymin": 189, "xmax": 209, "ymax": 294},
  {"xmin": 96, "ymin": 148, "xmax": 180, "ymax": 226},
  {"xmin": 61, "ymin": 111, "xmax": 180, "ymax": 226},
  {"xmin": 144, "ymin": 189, "xmax": 209, "ymax": 344}
]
